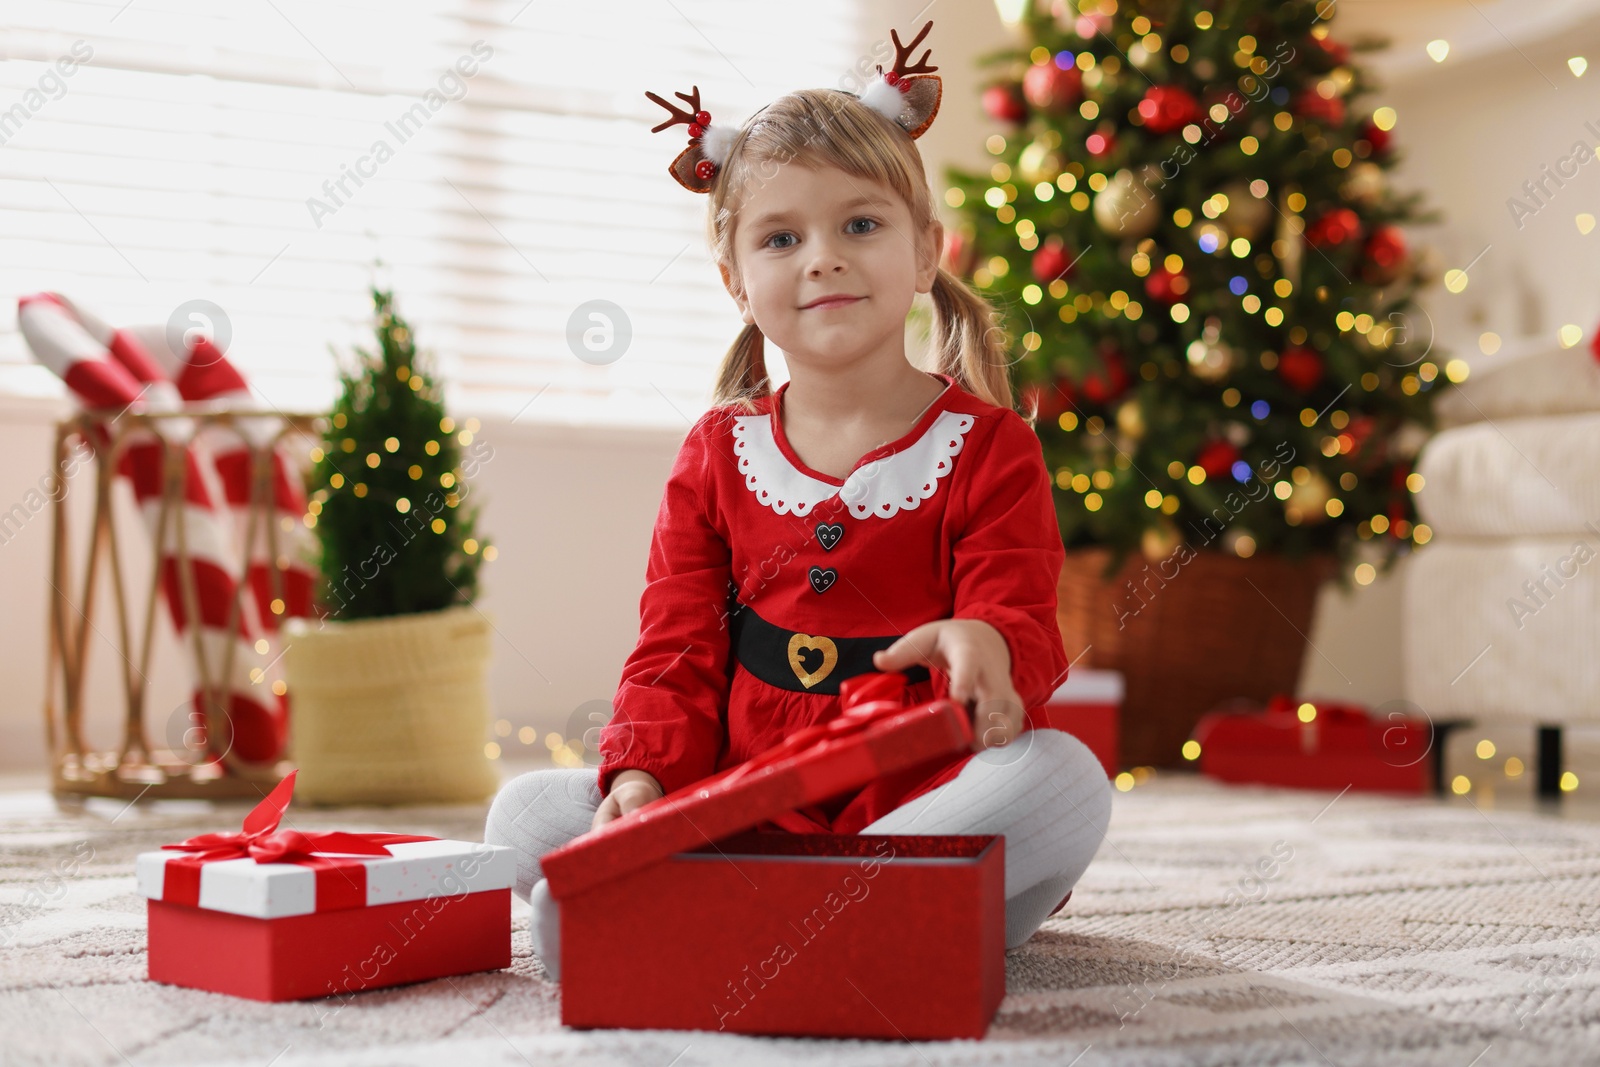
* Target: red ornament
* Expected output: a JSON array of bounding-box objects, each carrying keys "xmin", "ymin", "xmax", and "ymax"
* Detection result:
[
  {"xmin": 1293, "ymin": 88, "xmax": 1346, "ymax": 128},
  {"xmin": 1138, "ymin": 85, "xmax": 1202, "ymax": 136},
  {"xmin": 694, "ymin": 159, "xmax": 717, "ymax": 180},
  {"xmin": 941, "ymin": 228, "xmax": 978, "ymax": 277},
  {"xmin": 1590, "ymin": 320, "xmax": 1600, "ymax": 364},
  {"xmin": 1196, "ymin": 440, "xmax": 1241, "ymax": 481},
  {"xmin": 694, "ymin": 110, "xmax": 711, "ymax": 126},
  {"xmin": 1023, "ymin": 62, "xmax": 1083, "ymax": 114},
  {"xmin": 1144, "ymin": 264, "xmax": 1189, "ymax": 304},
  {"xmin": 1031, "ymin": 237, "xmax": 1076, "ymax": 283},
  {"xmin": 1305, "ymin": 207, "xmax": 1363, "ymax": 248},
  {"xmin": 982, "ymin": 84, "xmax": 1028, "ymax": 125},
  {"xmin": 1080, "ymin": 346, "xmax": 1130, "ymax": 405},
  {"xmin": 1346, "ymin": 415, "xmax": 1376, "ymax": 460},
  {"xmin": 1361, "ymin": 225, "xmax": 1408, "ymax": 285},
  {"xmin": 687, "ymin": 122, "xmax": 705, "ymax": 138},
  {"xmin": 1277, "ymin": 347, "xmax": 1324, "ymax": 393},
  {"xmin": 1085, "ymin": 129, "xmax": 1117, "ymax": 157},
  {"xmin": 1075, "ymin": 11, "xmax": 1113, "ymax": 38},
  {"xmin": 1359, "ymin": 117, "xmax": 1392, "ymax": 156},
  {"xmin": 1023, "ymin": 379, "xmax": 1077, "ymax": 423},
  {"xmin": 1312, "ymin": 34, "xmax": 1351, "ymax": 66}
]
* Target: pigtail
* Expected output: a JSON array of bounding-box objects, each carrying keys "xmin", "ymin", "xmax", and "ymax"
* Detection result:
[
  {"xmin": 927, "ymin": 268, "xmax": 1032, "ymax": 429},
  {"xmin": 710, "ymin": 322, "xmax": 771, "ymax": 415}
]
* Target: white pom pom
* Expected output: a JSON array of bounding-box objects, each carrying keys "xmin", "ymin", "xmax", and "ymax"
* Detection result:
[
  {"xmin": 859, "ymin": 73, "xmax": 908, "ymax": 129},
  {"xmin": 701, "ymin": 124, "xmax": 739, "ymax": 167}
]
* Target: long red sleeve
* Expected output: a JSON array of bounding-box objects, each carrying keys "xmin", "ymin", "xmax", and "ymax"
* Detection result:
[
  {"xmin": 949, "ymin": 411, "xmax": 1070, "ymax": 712},
  {"xmin": 597, "ymin": 414, "xmax": 732, "ymax": 799}
]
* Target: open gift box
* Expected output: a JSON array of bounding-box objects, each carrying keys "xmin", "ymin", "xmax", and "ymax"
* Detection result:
[
  {"xmin": 541, "ymin": 670, "xmax": 1007, "ymax": 1040},
  {"xmin": 136, "ymin": 771, "xmax": 516, "ymax": 1002}
]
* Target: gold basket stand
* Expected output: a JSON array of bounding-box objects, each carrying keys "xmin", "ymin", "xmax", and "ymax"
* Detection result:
[{"xmin": 46, "ymin": 403, "xmax": 323, "ymax": 800}]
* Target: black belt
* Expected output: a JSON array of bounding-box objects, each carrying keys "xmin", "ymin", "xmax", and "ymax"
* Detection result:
[{"xmin": 727, "ymin": 601, "xmax": 929, "ymax": 695}]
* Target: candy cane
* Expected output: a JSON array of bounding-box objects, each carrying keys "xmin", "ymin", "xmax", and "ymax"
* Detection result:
[
  {"xmin": 18, "ymin": 293, "xmax": 286, "ymax": 765},
  {"xmin": 119, "ymin": 322, "xmax": 318, "ymax": 632}
]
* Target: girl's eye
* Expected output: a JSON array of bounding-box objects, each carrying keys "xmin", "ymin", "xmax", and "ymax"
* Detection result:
[
  {"xmin": 848, "ymin": 217, "xmax": 879, "ymax": 234},
  {"xmin": 766, "ymin": 232, "xmax": 795, "ymax": 250}
]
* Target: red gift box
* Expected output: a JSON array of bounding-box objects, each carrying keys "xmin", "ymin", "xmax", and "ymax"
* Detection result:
[
  {"xmin": 1029, "ymin": 669, "xmax": 1121, "ymax": 778},
  {"xmin": 541, "ymin": 671, "xmax": 1007, "ymax": 1040},
  {"xmin": 1192, "ymin": 694, "xmax": 1432, "ymax": 794},
  {"xmin": 136, "ymin": 771, "xmax": 515, "ymax": 1002}
]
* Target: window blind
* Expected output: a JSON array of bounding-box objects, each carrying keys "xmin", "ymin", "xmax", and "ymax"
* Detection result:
[{"xmin": 0, "ymin": 0, "xmax": 859, "ymax": 426}]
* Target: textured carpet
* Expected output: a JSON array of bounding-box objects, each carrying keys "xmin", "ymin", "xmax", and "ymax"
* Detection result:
[{"xmin": 2, "ymin": 774, "xmax": 1598, "ymax": 1066}]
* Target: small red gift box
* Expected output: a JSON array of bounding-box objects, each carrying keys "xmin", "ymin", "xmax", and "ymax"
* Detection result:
[
  {"xmin": 541, "ymin": 671, "xmax": 1006, "ymax": 1040},
  {"xmin": 136, "ymin": 771, "xmax": 515, "ymax": 1002},
  {"xmin": 1029, "ymin": 669, "xmax": 1121, "ymax": 777},
  {"xmin": 1192, "ymin": 694, "xmax": 1432, "ymax": 794}
]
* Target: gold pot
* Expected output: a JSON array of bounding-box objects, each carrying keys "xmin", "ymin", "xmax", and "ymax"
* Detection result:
[{"xmin": 282, "ymin": 604, "xmax": 498, "ymax": 805}]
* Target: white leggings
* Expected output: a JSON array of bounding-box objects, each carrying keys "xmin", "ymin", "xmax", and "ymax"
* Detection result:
[{"xmin": 483, "ymin": 727, "xmax": 1112, "ymax": 981}]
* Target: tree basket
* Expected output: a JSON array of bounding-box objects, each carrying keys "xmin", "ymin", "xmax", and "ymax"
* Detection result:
[
  {"xmin": 282, "ymin": 604, "xmax": 499, "ymax": 805},
  {"xmin": 1055, "ymin": 547, "xmax": 1337, "ymax": 768}
]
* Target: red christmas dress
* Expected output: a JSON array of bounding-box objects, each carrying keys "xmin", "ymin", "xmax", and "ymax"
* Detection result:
[{"xmin": 597, "ymin": 371, "xmax": 1070, "ymax": 834}]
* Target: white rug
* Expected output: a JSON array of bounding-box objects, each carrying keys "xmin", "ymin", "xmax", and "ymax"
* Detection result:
[{"xmin": 2, "ymin": 775, "xmax": 1597, "ymax": 1066}]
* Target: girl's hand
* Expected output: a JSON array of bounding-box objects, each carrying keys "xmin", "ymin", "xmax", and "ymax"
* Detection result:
[
  {"xmin": 872, "ymin": 619, "xmax": 1025, "ymax": 751},
  {"xmin": 591, "ymin": 769, "xmax": 665, "ymax": 831}
]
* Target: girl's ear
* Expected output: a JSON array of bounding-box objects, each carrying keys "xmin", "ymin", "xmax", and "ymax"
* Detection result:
[
  {"xmin": 915, "ymin": 218, "xmax": 944, "ymax": 295},
  {"xmin": 719, "ymin": 261, "xmax": 756, "ymax": 325}
]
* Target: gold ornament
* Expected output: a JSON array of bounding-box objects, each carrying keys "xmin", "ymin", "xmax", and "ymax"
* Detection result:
[
  {"xmin": 1413, "ymin": 244, "xmax": 1445, "ymax": 286},
  {"xmin": 1186, "ymin": 316, "xmax": 1236, "ymax": 382},
  {"xmin": 1116, "ymin": 398, "xmax": 1145, "ymax": 439},
  {"xmin": 1185, "ymin": 339, "xmax": 1236, "ymax": 382},
  {"xmin": 1275, "ymin": 186, "xmax": 1303, "ymax": 287},
  {"xmin": 1218, "ymin": 180, "xmax": 1271, "ymax": 241},
  {"xmin": 1141, "ymin": 519, "xmax": 1182, "ymax": 562},
  {"xmin": 1285, "ymin": 471, "xmax": 1334, "ymax": 525},
  {"xmin": 1093, "ymin": 169, "xmax": 1160, "ymax": 239},
  {"xmin": 1341, "ymin": 162, "xmax": 1384, "ymax": 206},
  {"xmin": 1018, "ymin": 138, "xmax": 1065, "ymax": 186}
]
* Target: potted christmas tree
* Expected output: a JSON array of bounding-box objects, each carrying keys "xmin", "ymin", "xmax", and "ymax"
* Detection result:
[
  {"xmin": 945, "ymin": 2, "xmax": 1449, "ymax": 765},
  {"xmin": 283, "ymin": 286, "xmax": 499, "ymax": 804}
]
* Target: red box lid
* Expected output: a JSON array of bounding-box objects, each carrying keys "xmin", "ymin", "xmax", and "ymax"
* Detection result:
[{"xmin": 541, "ymin": 671, "xmax": 972, "ymax": 900}]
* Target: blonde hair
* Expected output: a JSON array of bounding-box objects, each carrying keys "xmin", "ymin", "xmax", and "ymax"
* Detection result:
[{"xmin": 706, "ymin": 88, "xmax": 1028, "ymax": 426}]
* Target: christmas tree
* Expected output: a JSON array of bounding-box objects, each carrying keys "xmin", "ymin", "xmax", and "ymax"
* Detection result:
[
  {"xmin": 944, "ymin": 0, "xmax": 1450, "ymax": 586},
  {"xmin": 306, "ymin": 287, "xmax": 492, "ymax": 620}
]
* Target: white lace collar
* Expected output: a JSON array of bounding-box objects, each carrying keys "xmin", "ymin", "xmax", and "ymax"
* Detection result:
[{"xmin": 730, "ymin": 404, "xmax": 977, "ymax": 519}]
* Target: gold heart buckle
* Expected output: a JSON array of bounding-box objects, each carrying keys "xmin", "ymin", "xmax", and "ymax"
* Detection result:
[{"xmin": 787, "ymin": 633, "xmax": 838, "ymax": 689}]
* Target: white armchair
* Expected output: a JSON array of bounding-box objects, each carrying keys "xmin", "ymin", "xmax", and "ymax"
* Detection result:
[{"xmin": 1403, "ymin": 338, "xmax": 1600, "ymax": 797}]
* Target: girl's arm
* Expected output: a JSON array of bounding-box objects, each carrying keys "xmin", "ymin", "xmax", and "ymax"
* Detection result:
[
  {"xmin": 597, "ymin": 413, "xmax": 732, "ymax": 800},
  {"xmin": 944, "ymin": 409, "xmax": 1071, "ymax": 711}
]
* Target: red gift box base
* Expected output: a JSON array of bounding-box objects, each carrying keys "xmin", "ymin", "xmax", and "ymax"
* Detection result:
[
  {"xmin": 560, "ymin": 831, "xmax": 1006, "ymax": 1040},
  {"xmin": 1030, "ymin": 703, "xmax": 1118, "ymax": 778},
  {"xmin": 147, "ymin": 889, "xmax": 511, "ymax": 1002},
  {"xmin": 1200, "ymin": 750, "xmax": 1430, "ymax": 793}
]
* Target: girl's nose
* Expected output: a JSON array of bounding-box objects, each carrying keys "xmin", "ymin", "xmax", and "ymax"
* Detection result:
[{"xmin": 806, "ymin": 238, "xmax": 848, "ymax": 275}]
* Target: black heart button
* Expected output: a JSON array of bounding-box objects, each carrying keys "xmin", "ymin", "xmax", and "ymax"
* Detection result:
[
  {"xmin": 809, "ymin": 566, "xmax": 837, "ymax": 594},
  {"xmin": 815, "ymin": 523, "xmax": 844, "ymax": 551}
]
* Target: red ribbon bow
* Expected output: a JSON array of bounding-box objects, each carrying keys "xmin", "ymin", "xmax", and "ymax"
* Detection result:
[
  {"xmin": 159, "ymin": 770, "xmax": 438, "ymax": 911},
  {"xmin": 721, "ymin": 670, "xmax": 923, "ymax": 788}
]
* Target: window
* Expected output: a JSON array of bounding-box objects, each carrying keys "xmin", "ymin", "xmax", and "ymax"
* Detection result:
[{"xmin": 1, "ymin": 0, "xmax": 859, "ymax": 426}]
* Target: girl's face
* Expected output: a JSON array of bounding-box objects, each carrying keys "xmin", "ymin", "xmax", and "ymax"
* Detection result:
[{"xmin": 720, "ymin": 162, "xmax": 942, "ymax": 373}]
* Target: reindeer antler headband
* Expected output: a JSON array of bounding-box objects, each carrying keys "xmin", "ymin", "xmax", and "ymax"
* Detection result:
[{"xmin": 645, "ymin": 20, "xmax": 942, "ymax": 194}]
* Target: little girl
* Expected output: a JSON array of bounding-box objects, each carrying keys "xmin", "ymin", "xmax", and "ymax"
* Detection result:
[{"xmin": 486, "ymin": 21, "xmax": 1111, "ymax": 982}]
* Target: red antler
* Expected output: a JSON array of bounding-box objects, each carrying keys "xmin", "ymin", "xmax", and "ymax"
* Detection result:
[
  {"xmin": 879, "ymin": 21, "xmax": 938, "ymax": 79},
  {"xmin": 646, "ymin": 86, "xmax": 706, "ymax": 134}
]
